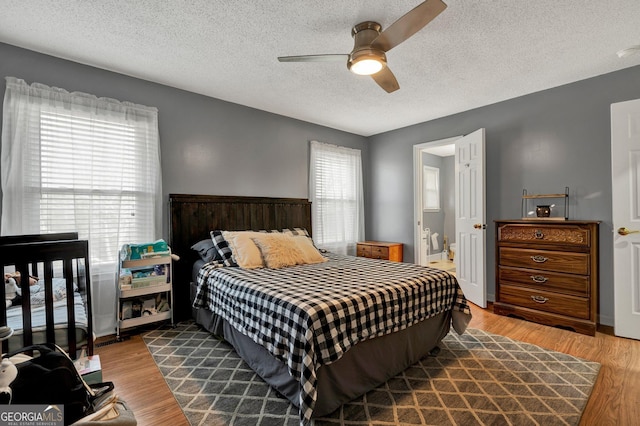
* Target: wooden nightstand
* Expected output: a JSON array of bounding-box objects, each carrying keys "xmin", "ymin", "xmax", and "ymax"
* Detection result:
[{"xmin": 357, "ymin": 241, "xmax": 403, "ymax": 262}]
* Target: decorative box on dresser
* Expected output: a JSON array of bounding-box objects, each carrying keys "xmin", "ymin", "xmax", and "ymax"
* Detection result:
[
  {"xmin": 494, "ymin": 220, "xmax": 599, "ymax": 335},
  {"xmin": 356, "ymin": 241, "xmax": 403, "ymax": 262}
]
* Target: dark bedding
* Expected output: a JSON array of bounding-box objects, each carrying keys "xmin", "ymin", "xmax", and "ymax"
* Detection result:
[
  {"xmin": 193, "ymin": 301, "xmax": 452, "ymax": 418},
  {"xmin": 193, "ymin": 253, "xmax": 471, "ymax": 424}
]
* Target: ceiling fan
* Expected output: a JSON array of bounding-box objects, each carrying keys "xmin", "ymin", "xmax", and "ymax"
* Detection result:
[{"xmin": 278, "ymin": 0, "xmax": 447, "ymax": 93}]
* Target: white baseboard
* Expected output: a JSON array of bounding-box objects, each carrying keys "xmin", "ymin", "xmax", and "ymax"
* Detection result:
[{"xmin": 427, "ymin": 252, "xmax": 449, "ymax": 263}]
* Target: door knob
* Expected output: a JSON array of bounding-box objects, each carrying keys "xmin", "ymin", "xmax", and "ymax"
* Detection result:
[
  {"xmin": 617, "ymin": 227, "xmax": 640, "ymax": 236},
  {"xmin": 473, "ymin": 223, "xmax": 486, "ymax": 229}
]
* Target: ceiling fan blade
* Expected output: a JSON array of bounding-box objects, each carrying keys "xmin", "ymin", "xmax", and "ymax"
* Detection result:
[
  {"xmin": 371, "ymin": 67, "xmax": 400, "ymax": 93},
  {"xmin": 278, "ymin": 54, "xmax": 349, "ymax": 63},
  {"xmin": 371, "ymin": 0, "xmax": 447, "ymax": 52}
]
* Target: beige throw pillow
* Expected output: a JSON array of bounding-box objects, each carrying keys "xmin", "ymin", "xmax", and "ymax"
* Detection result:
[
  {"xmin": 292, "ymin": 235, "xmax": 327, "ymax": 264},
  {"xmin": 251, "ymin": 233, "xmax": 306, "ymax": 269},
  {"xmin": 222, "ymin": 231, "xmax": 265, "ymax": 269}
]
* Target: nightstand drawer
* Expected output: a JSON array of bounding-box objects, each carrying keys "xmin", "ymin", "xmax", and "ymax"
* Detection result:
[
  {"xmin": 371, "ymin": 246, "xmax": 389, "ymax": 259},
  {"xmin": 498, "ymin": 266, "xmax": 589, "ymax": 296},
  {"xmin": 499, "ymin": 284, "xmax": 590, "ymax": 320},
  {"xmin": 499, "ymin": 247, "xmax": 589, "ymax": 275},
  {"xmin": 357, "ymin": 241, "xmax": 403, "ymax": 262},
  {"xmin": 356, "ymin": 244, "xmax": 371, "ymax": 258}
]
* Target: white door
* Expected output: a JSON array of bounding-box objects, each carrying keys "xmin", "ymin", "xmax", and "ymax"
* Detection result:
[
  {"xmin": 455, "ymin": 128, "xmax": 486, "ymax": 307},
  {"xmin": 611, "ymin": 99, "xmax": 640, "ymax": 340}
]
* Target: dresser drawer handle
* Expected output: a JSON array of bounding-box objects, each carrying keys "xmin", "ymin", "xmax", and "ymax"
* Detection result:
[
  {"xmin": 531, "ymin": 295, "xmax": 549, "ymax": 304},
  {"xmin": 534, "ymin": 230, "xmax": 544, "ymax": 239},
  {"xmin": 530, "ymin": 255, "xmax": 548, "ymax": 263},
  {"xmin": 530, "ymin": 275, "xmax": 549, "ymax": 283}
]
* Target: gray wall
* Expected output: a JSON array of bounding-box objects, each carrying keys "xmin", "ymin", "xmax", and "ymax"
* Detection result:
[
  {"xmin": 2, "ymin": 41, "xmax": 639, "ymax": 327},
  {"xmin": 0, "ymin": 43, "xmax": 369, "ymax": 336},
  {"xmin": 367, "ymin": 64, "xmax": 640, "ymax": 326},
  {"xmin": 0, "ymin": 42, "xmax": 369, "ymax": 240}
]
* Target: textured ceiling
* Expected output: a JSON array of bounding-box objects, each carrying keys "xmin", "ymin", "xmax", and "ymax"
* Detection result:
[{"xmin": 2, "ymin": 1, "xmax": 640, "ymax": 136}]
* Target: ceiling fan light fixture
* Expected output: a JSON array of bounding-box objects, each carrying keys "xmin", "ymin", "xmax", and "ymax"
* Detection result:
[
  {"xmin": 277, "ymin": 1, "xmax": 449, "ymax": 92},
  {"xmin": 348, "ymin": 49, "xmax": 386, "ymax": 75},
  {"xmin": 350, "ymin": 58, "xmax": 384, "ymax": 75}
]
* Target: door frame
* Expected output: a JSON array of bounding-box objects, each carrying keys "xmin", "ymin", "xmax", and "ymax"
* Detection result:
[{"xmin": 413, "ymin": 136, "xmax": 462, "ymax": 264}]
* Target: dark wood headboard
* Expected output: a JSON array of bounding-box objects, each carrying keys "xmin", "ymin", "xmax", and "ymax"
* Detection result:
[{"xmin": 169, "ymin": 194, "xmax": 312, "ymax": 320}]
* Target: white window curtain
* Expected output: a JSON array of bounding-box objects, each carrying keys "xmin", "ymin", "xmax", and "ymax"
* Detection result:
[
  {"xmin": 1, "ymin": 77, "xmax": 162, "ymax": 337},
  {"xmin": 309, "ymin": 140, "xmax": 364, "ymax": 255}
]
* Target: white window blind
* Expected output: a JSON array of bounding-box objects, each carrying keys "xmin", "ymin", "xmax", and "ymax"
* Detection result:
[
  {"xmin": 423, "ymin": 166, "xmax": 440, "ymax": 211},
  {"xmin": 37, "ymin": 110, "xmax": 158, "ymax": 264},
  {"xmin": 1, "ymin": 77, "xmax": 162, "ymax": 336},
  {"xmin": 309, "ymin": 140, "xmax": 364, "ymax": 255}
]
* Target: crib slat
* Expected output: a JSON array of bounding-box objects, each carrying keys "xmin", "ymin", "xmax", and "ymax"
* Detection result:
[{"xmin": 43, "ymin": 262, "xmax": 56, "ymax": 345}]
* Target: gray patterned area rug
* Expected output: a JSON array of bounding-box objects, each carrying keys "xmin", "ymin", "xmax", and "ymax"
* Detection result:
[{"xmin": 142, "ymin": 321, "xmax": 600, "ymax": 426}]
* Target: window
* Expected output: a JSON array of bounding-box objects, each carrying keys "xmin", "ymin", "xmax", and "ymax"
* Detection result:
[
  {"xmin": 309, "ymin": 140, "xmax": 364, "ymax": 255},
  {"xmin": 423, "ymin": 166, "xmax": 440, "ymax": 211},
  {"xmin": 1, "ymin": 77, "xmax": 161, "ymax": 336}
]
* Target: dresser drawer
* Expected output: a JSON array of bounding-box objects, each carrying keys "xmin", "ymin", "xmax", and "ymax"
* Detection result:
[
  {"xmin": 356, "ymin": 244, "xmax": 371, "ymax": 258},
  {"xmin": 498, "ymin": 266, "xmax": 589, "ymax": 296},
  {"xmin": 498, "ymin": 223, "xmax": 591, "ymax": 248},
  {"xmin": 499, "ymin": 247, "xmax": 589, "ymax": 275},
  {"xmin": 499, "ymin": 284, "xmax": 590, "ymax": 320}
]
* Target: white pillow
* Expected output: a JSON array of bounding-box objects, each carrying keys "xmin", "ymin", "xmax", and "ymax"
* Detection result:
[
  {"xmin": 222, "ymin": 231, "xmax": 265, "ymax": 269},
  {"xmin": 292, "ymin": 235, "xmax": 327, "ymax": 264},
  {"xmin": 251, "ymin": 233, "xmax": 306, "ymax": 269}
]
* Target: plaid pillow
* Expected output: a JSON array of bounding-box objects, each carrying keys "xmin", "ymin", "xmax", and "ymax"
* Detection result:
[
  {"xmin": 210, "ymin": 230, "xmax": 238, "ymax": 267},
  {"xmin": 281, "ymin": 228, "xmax": 311, "ymax": 238},
  {"xmin": 281, "ymin": 227, "xmax": 319, "ymax": 247}
]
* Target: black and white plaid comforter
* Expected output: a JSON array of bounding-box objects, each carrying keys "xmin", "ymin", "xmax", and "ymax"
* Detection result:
[{"xmin": 194, "ymin": 253, "xmax": 471, "ymax": 425}]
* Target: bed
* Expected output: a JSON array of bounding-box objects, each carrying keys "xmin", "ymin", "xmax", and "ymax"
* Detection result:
[
  {"xmin": 0, "ymin": 233, "xmax": 94, "ymax": 359},
  {"xmin": 169, "ymin": 194, "xmax": 471, "ymax": 424}
]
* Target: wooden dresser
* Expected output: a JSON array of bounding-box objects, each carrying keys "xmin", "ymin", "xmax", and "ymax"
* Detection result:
[
  {"xmin": 357, "ymin": 241, "xmax": 403, "ymax": 262},
  {"xmin": 494, "ymin": 220, "xmax": 599, "ymax": 335}
]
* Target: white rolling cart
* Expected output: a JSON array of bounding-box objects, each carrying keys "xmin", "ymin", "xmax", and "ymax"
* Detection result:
[{"xmin": 116, "ymin": 248, "xmax": 174, "ymax": 339}]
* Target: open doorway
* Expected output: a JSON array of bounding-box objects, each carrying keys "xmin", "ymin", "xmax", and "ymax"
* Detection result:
[
  {"xmin": 414, "ymin": 130, "xmax": 488, "ymax": 308},
  {"xmin": 413, "ymin": 137, "xmax": 460, "ymax": 275}
]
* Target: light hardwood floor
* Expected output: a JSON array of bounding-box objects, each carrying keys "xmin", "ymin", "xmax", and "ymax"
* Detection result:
[
  {"xmin": 96, "ymin": 305, "xmax": 640, "ymax": 426},
  {"xmin": 427, "ymin": 259, "xmax": 456, "ymax": 275}
]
